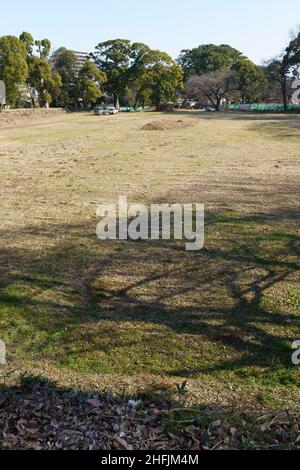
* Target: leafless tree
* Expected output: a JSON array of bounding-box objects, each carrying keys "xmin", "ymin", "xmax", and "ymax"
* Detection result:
[{"xmin": 185, "ymin": 69, "xmax": 238, "ymax": 111}]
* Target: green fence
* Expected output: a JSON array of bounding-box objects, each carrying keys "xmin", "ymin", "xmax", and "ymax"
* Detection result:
[
  {"xmin": 228, "ymin": 103, "xmax": 300, "ymax": 112},
  {"xmin": 119, "ymin": 106, "xmax": 147, "ymax": 112}
]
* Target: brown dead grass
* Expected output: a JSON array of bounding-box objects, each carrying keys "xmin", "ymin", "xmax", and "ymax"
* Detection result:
[
  {"xmin": 0, "ymin": 108, "xmax": 66, "ymax": 128},
  {"xmin": 0, "ymin": 110, "xmax": 299, "ymax": 411}
]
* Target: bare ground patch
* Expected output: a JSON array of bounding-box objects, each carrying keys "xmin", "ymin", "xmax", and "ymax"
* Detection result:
[{"xmin": 0, "ymin": 108, "xmax": 67, "ymax": 128}]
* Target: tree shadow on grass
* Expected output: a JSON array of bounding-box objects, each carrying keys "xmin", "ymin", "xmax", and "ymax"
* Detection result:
[{"xmin": 0, "ymin": 209, "xmax": 299, "ymax": 381}]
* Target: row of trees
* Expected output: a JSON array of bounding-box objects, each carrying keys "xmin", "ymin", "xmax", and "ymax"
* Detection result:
[
  {"xmin": 0, "ymin": 34, "xmax": 108, "ymax": 109},
  {"xmin": 265, "ymin": 32, "xmax": 300, "ymax": 110},
  {"xmin": 0, "ymin": 34, "xmax": 183, "ymax": 109},
  {"xmin": 90, "ymin": 40, "xmax": 183, "ymax": 109},
  {"xmin": 179, "ymin": 44, "xmax": 267, "ymax": 110},
  {"xmin": 0, "ymin": 31, "xmax": 299, "ymax": 110},
  {"xmin": 180, "ymin": 33, "xmax": 300, "ymax": 111}
]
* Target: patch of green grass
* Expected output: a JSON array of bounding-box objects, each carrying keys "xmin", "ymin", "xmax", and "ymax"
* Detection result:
[
  {"xmin": 285, "ymin": 288, "xmax": 300, "ymax": 309},
  {"xmin": 0, "ymin": 213, "xmax": 299, "ymax": 394}
]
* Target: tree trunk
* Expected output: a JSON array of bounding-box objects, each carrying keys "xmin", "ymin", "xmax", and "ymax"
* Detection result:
[
  {"xmin": 28, "ymin": 86, "xmax": 36, "ymax": 108},
  {"xmin": 282, "ymin": 76, "xmax": 288, "ymax": 112},
  {"xmin": 114, "ymin": 94, "xmax": 120, "ymax": 110}
]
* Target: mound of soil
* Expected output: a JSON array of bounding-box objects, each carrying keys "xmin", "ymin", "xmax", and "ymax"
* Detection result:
[{"xmin": 141, "ymin": 119, "xmax": 194, "ymax": 131}]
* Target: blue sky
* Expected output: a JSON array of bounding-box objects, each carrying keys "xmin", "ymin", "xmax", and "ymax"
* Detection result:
[{"xmin": 2, "ymin": 0, "xmax": 300, "ymax": 64}]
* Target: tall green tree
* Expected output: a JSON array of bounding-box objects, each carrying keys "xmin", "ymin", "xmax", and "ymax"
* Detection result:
[
  {"xmin": 91, "ymin": 40, "xmax": 183, "ymax": 109},
  {"xmin": 264, "ymin": 32, "xmax": 300, "ymax": 111},
  {"xmin": 264, "ymin": 59, "xmax": 290, "ymax": 109},
  {"xmin": 19, "ymin": 32, "xmax": 51, "ymax": 60},
  {"xmin": 0, "ymin": 35, "xmax": 28, "ymax": 106},
  {"xmin": 178, "ymin": 44, "xmax": 244, "ymax": 78},
  {"xmin": 91, "ymin": 39, "xmax": 151, "ymax": 108},
  {"xmin": 27, "ymin": 56, "xmax": 62, "ymax": 107},
  {"xmin": 75, "ymin": 61, "xmax": 107, "ymax": 107},
  {"xmin": 35, "ymin": 39, "xmax": 51, "ymax": 60},
  {"xmin": 19, "ymin": 32, "xmax": 34, "ymax": 55},
  {"xmin": 232, "ymin": 59, "xmax": 267, "ymax": 103},
  {"xmin": 20, "ymin": 32, "xmax": 61, "ymax": 107},
  {"xmin": 51, "ymin": 48, "xmax": 77, "ymax": 107},
  {"xmin": 138, "ymin": 50, "xmax": 183, "ymax": 109},
  {"xmin": 179, "ymin": 43, "xmax": 267, "ymax": 104},
  {"xmin": 281, "ymin": 31, "xmax": 300, "ymax": 110}
]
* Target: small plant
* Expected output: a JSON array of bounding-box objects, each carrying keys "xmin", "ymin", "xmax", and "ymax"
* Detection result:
[
  {"xmin": 176, "ymin": 380, "xmax": 189, "ymax": 396},
  {"xmin": 19, "ymin": 372, "xmax": 55, "ymax": 391}
]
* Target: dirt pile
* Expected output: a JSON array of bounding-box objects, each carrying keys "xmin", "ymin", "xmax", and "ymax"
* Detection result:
[{"xmin": 141, "ymin": 119, "xmax": 195, "ymax": 131}]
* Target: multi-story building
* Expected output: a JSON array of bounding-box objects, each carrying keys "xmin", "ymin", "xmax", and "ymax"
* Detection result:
[{"xmin": 70, "ymin": 51, "xmax": 89, "ymax": 73}]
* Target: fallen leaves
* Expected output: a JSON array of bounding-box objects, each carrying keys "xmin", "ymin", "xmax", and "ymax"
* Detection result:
[
  {"xmin": 0, "ymin": 382, "xmax": 299, "ymax": 450},
  {"xmin": 86, "ymin": 398, "xmax": 101, "ymax": 408}
]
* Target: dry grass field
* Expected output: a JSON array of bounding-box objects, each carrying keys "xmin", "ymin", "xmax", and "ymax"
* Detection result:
[{"xmin": 0, "ymin": 109, "xmax": 299, "ymax": 413}]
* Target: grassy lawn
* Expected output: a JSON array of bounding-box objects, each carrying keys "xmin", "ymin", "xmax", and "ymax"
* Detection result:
[{"xmin": 0, "ymin": 109, "xmax": 299, "ymax": 411}]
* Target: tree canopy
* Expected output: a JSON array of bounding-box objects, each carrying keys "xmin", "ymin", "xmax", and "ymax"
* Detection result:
[
  {"xmin": 178, "ymin": 44, "xmax": 244, "ymax": 78},
  {"xmin": 263, "ymin": 32, "xmax": 300, "ymax": 110},
  {"xmin": 0, "ymin": 36, "xmax": 28, "ymax": 106},
  {"xmin": 51, "ymin": 48, "xmax": 77, "ymax": 107},
  {"xmin": 179, "ymin": 43, "xmax": 266, "ymax": 104},
  {"xmin": 1, "ymin": 30, "xmax": 300, "ymax": 110},
  {"xmin": 232, "ymin": 59, "xmax": 267, "ymax": 103},
  {"xmin": 20, "ymin": 32, "xmax": 61, "ymax": 107},
  {"xmin": 75, "ymin": 61, "xmax": 107, "ymax": 107},
  {"xmin": 91, "ymin": 39, "xmax": 183, "ymax": 108}
]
